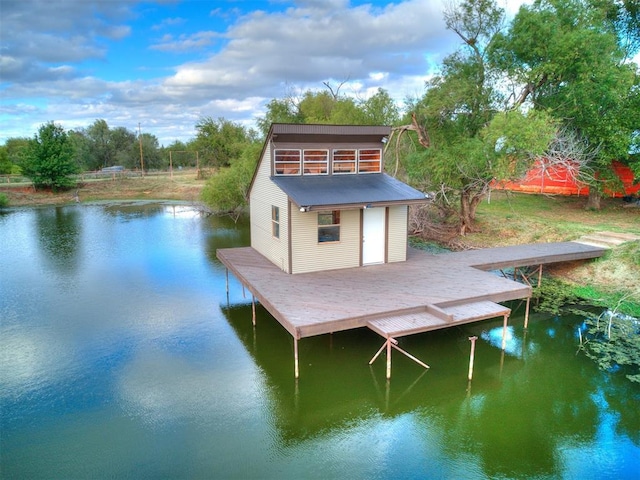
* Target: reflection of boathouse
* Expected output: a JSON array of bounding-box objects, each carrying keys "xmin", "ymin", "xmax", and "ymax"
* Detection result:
[{"xmin": 217, "ymin": 124, "xmax": 606, "ymax": 378}]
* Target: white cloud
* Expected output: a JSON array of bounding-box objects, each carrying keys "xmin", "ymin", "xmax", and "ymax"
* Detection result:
[{"xmin": 150, "ymin": 31, "xmax": 221, "ymax": 53}]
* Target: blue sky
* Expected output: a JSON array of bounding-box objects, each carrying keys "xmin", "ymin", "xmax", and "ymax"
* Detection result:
[{"xmin": 0, "ymin": 0, "xmax": 529, "ymax": 146}]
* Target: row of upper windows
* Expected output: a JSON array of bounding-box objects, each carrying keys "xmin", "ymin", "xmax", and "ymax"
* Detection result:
[{"xmin": 274, "ymin": 149, "xmax": 381, "ymax": 176}]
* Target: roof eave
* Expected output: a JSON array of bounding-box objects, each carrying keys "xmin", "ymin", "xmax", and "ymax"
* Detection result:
[{"xmin": 296, "ymin": 198, "xmax": 429, "ymax": 212}]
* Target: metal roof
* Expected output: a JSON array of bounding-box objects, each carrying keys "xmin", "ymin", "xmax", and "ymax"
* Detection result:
[
  {"xmin": 270, "ymin": 173, "xmax": 428, "ymax": 211},
  {"xmin": 270, "ymin": 124, "xmax": 391, "ymax": 137}
]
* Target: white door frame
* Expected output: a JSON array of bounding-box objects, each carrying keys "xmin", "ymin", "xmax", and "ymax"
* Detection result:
[{"xmin": 362, "ymin": 207, "xmax": 386, "ymax": 265}]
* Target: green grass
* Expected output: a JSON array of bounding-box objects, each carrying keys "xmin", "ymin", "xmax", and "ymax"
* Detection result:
[
  {"xmin": 471, "ymin": 192, "xmax": 640, "ymax": 246},
  {"xmin": 464, "ymin": 192, "xmax": 640, "ymax": 313}
]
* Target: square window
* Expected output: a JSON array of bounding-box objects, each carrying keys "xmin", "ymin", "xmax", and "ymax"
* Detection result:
[{"xmin": 318, "ymin": 210, "xmax": 340, "ymax": 243}]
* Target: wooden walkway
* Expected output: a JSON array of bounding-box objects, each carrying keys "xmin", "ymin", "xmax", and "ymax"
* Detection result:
[{"xmin": 217, "ymin": 241, "xmax": 605, "ymax": 377}]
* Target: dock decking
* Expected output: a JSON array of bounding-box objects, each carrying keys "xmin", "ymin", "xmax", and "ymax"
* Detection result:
[
  {"xmin": 217, "ymin": 241, "xmax": 604, "ymax": 338},
  {"xmin": 217, "ymin": 241, "xmax": 605, "ymax": 377}
]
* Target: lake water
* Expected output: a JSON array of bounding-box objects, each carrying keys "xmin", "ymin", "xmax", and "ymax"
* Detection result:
[{"xmin": 1, "ymin": 203, "xmax": 638, "ymax": 479}]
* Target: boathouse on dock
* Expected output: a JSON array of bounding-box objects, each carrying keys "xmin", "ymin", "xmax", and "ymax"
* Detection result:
[
  {"xmin": 248, "ymin": 123, "xmax": 428, "ymax": 274},
  {"xmin": 218, "ymin": 124, "xmax": 607, "ymax": 379}
]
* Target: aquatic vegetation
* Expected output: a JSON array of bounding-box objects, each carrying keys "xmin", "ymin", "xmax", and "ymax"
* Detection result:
[{"xmin": 579, "ymin": 310, "xmax": 640, "ymax": 383}]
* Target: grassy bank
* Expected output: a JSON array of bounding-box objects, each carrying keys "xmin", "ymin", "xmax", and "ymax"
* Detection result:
[
  {"xmin": 0, "ymin": 170, "xmax": 206, "ymax": 207},
  {"xmin": 464, "ymin": 191, "xmax": 640, "ymax": 314},
  {"xmin": 2, "ymin": 176, "xmax": 638, "ymax": 312}
]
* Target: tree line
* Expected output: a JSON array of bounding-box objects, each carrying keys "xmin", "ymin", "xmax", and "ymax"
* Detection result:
[{"xmin": 2, "ymin": 0, "xmax": 638, "ymax": 233}]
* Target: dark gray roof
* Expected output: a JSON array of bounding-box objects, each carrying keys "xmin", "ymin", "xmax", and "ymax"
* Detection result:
[
  {"xmin": 270, "ymin": 123, "xmax": 391, "ymax": 137},
  {"xmin": 270, "ymin": 173, "xmax": 428, "ymax": 210}
]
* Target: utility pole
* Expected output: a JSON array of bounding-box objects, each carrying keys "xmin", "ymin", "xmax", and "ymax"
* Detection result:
[{"xmin": 138, "ymin": 122, "xmax": 145, "ymax": 176}]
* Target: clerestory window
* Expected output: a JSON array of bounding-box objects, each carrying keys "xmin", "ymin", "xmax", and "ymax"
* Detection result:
[
  {"xmin": 332, "ymin": 149, "xmax": 357, "ymax": 174},
  {"xmin": 358, "ymin": 149, "xmax": 382, "ymax": 173},
  {"xmin": 274, "ymin": 149, "xmax": 301, "ymax": 175}
]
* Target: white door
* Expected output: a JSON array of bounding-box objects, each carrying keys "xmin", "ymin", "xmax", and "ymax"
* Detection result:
[{"xmin": 362, "ymin": 207, "xmax": 386, "ymax": 265}]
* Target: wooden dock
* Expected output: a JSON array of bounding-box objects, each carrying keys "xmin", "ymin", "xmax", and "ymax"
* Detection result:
[{"xmin": 217, "ymin": 241, "xmax": 605, "ymax": 377}]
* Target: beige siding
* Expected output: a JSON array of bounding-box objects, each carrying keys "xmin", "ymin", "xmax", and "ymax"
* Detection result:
[
  {"xmin": 291, "ymin": 208, "xmax": 361, "ymax": 274},
  {"xmin": 387, "ymin": 205, "xmax": 408, "ymax": 263},
  {"xmin": 250, "ymin": 149, "xmax": 291, "ymax": 272}
]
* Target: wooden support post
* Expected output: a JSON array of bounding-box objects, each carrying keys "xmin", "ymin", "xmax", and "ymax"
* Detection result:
[
  {"xmin": 537, "ymin": 265, "xmax": 543, "ymax": 288},
  {"xmin": 524, "ymin": 297, "xmax": 531, "ymax": 329},
  {"xmin": 391, "ymin": 343, "xmax": 430, "ymax": 370},
  {"xmin": 468, "ymin": 336, "xmax": 478, "ymax": 381},
  {"xmin": 386, "ymin": 338, "xmax": 392, "ymax": 380},
  {"xmin": 369, "ymin": 341, "xmax": 387, "ymax": 365},
  {"xmin": 501, "ymin": 314, "xmax": 509, "ymax": 350},
  {"xmin": 251, "ymin": 295, "xmax": 256, "ymax": 326},
  {"xmin": 294, "ymin": 337, "xmax": 299, "ymax": 379},
  {"xmin": 370, "ymin": 337, "xmax": 429, "ymax": 380}
]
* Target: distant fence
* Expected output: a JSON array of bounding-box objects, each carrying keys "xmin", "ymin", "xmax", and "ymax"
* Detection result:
[
  {"xmin": 78, "ymin": 169, "xmax": 142, "ymax": 180},
  {"xmin": 0, "ymin": 168, "xmax": 200, "ymax": 186},
  {"xmin": 0, "ymin": 174, "xmax": 30, "ymax": 184}
]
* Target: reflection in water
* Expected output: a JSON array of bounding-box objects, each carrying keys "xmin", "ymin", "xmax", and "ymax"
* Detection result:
[
  {"xmin": 222, "ymin": 301, "xmax": 640, "ymax": 479},
  {"xmin": 103, "ymin": 202, "xmax": 166, "ymax": 220},
  {"xmin": 1, "ymin": 203, "xmax": 638, "ymax": 479},
  {"xmin": 34, "ymin": 206, "xmax": 81, "ymax": 274}
]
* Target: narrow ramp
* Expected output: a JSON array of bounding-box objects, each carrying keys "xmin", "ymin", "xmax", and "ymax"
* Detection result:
[{"xmin": 574, "ymin": 231, "xmax": 640, "ymax": 249}]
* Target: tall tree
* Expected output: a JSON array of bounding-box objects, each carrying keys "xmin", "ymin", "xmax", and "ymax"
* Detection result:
[
  {"xmin": 200, "ymin": 141, "xmax": 261, "ymax": 219},
  {"xmin": 402, "ymin": 0, "xmax": 555, "ymax": 234},
  {"xmin": 85, "ymin": 119, "xmax": 114, "ymax": 170},
  {"xmin": 22, "ymin": 122, "xmax": 78, "ymax": 190},
  {"xmin": 491, "ymin": 0, "xmax": 640, "ymax": 208},
  {"xmin": 256, "ymin": 97, "xmax": 302, "ymax": 137},
  {"xmin": 192, "ymin": 117, "xmax": 256, "ymax": 169},
  {"xmin": 359, "ymin": 88, "xmax": 400, "ymax": 126},
  {"xmin": 110, "ymin": 126, "xmax": 137, "ymax": 169},
  {"xmin": 0, "ymin": 146, "xmax": 12, "ymax": 175},
  {"xmin": 257, "ymin": 86, "xmax": 401, "ymax": 138},
  {"xmin": 4, "ymin": 137, "xmax": 30, "ymax": 170},
  {"xmin": 135, "ymin": 133, "xmax": 162, "ymax": 170}
]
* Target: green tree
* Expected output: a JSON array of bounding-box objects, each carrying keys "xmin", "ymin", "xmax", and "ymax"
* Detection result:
[
  {"xmin": 200, "ymin": 141, "xmax": 261, "ymax": 220},
  {"xmin": 22, "ymin": 122, "xmax": 78, "ymax": 190},
  {"xmin": 135, "ymin": 133, "xmax": 162, "ymax": 170},
  {"xmin": 68, "ymin": 130, "xmax": 92, "ymax": 171},
  {"xmin": 491, "ymin": 0, "xmax": 640, "ymax": 208},
  {"xmin": 4, "ymin": 137, "xmax": 30, "ymax": 171},
  {"xmin": 402, "ymin": 0, "xmax": 555, "ymax": 234},
  {"xmin": 192, "ymin": 117, "xmax": 256, "ymax": 169},
  {"xmin": 256, "ymin": 97, "xmax": 302, "ymax": 137},
  {"xmin": 162, "ymin": 141, "xmax": 198, "ymax": 169},
  {"xmin": 0, "ymin": 146, "xmax": 13, "ymax": 174},
  {"xmin": 110, "ymin": 126, "xmax": 137, "ymax": 169},
  {"xmin": 257, "ymin": 86, "xmax": 401, "ymax": 138},
  {"xmin": 85, "ymin": 119, "xmax": 114, "ymax": 170},
  {"xmin": 359, "ymin": 88, "xmax": 400, "ymax": 125}
]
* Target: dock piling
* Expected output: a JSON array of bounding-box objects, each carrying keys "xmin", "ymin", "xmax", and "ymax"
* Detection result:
[
  {"xmin": 501, "ymin": 314, "xmax": 509, "ymax": 350},
  {"xmin": 294, "ymin": 337, "xmax": 299, "ymax": 379},
  {"xmin": 468, "ymin": 336, "xmax": 478, "ymax": 381},
  {"xmin": 252, "ymin": 295, "xmax": 256, "ymax": 326}
]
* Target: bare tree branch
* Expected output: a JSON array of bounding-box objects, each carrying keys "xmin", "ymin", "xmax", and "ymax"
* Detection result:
[{"xmin": 322, "ymin": 78, "xmax": 350, "ymax": 100}]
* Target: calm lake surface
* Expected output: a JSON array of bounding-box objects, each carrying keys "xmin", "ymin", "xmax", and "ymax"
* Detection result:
[{"xmin": 1, "ymin": 202, "xmax": 638, "ymax": 479}]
